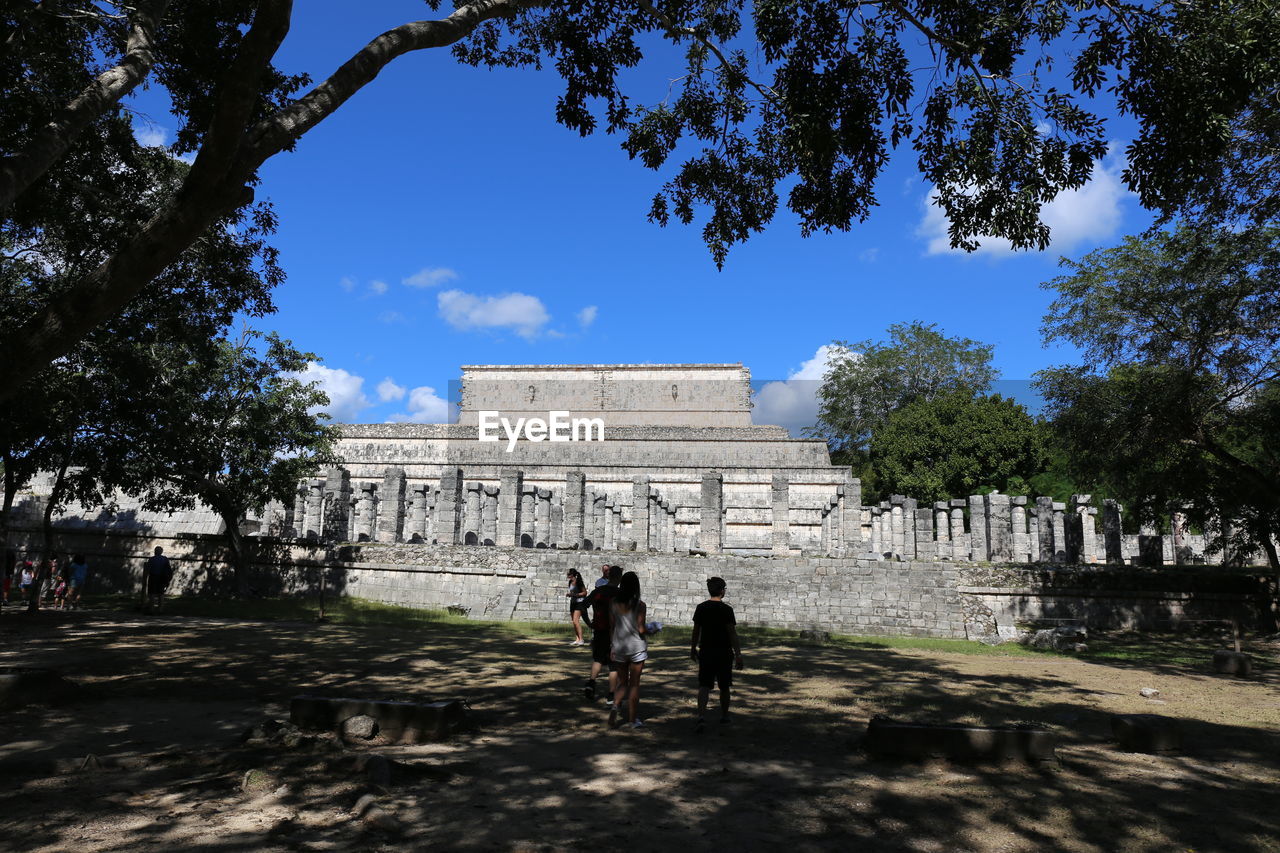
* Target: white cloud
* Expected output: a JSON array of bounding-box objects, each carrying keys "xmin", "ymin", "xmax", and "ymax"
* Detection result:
[
  {"xmin": 134, "ymin": 124, "xmax": 168, "ymax": 148},
  {"xmin": 387, "ymin": 385, "xmax": 450, "ymax": 424},
  {"xmin": 918, "ymin": 149, "xmax": 1130, "ymax": 256},
  {"xmin": 379, "ymin": 310, "xmax": 407, "ymax": 324},
  {"xmin": 437, "ymin": 289, "xmax": 550, "ymax": 340},
  {"xmin": 403, "ymin": 267, "xmax": 458, "ymax": 288},
  {"xmin": 858, "ymin": 247, "xmax": 880, "ymax": 263},
  {"xmin": 376, "ymin": 378, "xmax": 406, "ymax": 402},
  {"xmin": 368, "ymin": 279, "xmax": 388, "ymax": 296},
  {"xmin": 576, "ymin": 305, "xmax": 598, "ymax": 329},
  {"xmin": 339, "ymin": 276, "xmax": 356, "ymax": 293},
  {"xmin": 752, "ymin": 345, "xmax": 848, "ymax": 435},
  {"xmin": 292, "ymin": 363, "xmax": 371, "ymax": 423}
]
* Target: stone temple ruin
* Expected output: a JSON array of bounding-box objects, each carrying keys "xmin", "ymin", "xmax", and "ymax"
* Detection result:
[
  {"xmin": 4, "ymin": 363, "xmax": 1272, "ymax": 638},
  {"xmin": 263, "ymin": 364, "xmax": 1233, "ymax": 568}
]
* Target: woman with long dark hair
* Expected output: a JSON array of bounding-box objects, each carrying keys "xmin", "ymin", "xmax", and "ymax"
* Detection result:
[
  {"xmin": 609, "ymin": 570, "xmax": 649, "ymax": 729},
  {"xmin": 565, "ymin": 568, "xmax": 587, "ymax": 645}
]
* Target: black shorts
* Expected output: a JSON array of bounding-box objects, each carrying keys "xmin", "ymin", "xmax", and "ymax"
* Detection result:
[
  {"xmin": 698, "ymin": 651, "xmax": 734, "ymax": 689},
  {"xmin": 591, "ymin": 632, "xmax": 611, "ymax": 665}
]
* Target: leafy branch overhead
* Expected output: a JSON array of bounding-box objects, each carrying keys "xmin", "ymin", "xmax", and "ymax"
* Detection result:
[{"xmin": 4, "ymin": 0, "xmax": 1279, "ymax": 400}]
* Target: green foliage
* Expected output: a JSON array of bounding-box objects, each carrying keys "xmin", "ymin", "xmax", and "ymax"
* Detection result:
[
  {"xmin": 815, "ymin": 321, "xmax": 997, "ymax": 452},
  {"xmin": 868, "ymin": 391, "xmax": 1045, "ymax": 504},
  {"xmin": 1037, "ymin": 224, "xmax": 1280, "ymax": 568}
]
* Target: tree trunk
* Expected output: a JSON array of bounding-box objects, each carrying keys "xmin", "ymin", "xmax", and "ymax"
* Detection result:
[
  {"xmin": 215, "ymin": 504, "xmax": 251, "ymax": 597},
  {"xmin": 30, "ymin": 459, "xmax": 70, "ymax": 613},
  {"xmin": 1261, "ymin": 529, "xmax": 1279, "ymax": 633}
]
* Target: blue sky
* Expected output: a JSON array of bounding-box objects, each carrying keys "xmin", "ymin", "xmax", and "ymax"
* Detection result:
[{"xmin": 129, "ymin": 3, "xmax": 1152, "ymax": 430}]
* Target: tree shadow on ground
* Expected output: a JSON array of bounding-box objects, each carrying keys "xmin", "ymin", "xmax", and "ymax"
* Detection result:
[{"xmin": 0, "ymin": 609, "xmax": 1276, "ymax": 852}]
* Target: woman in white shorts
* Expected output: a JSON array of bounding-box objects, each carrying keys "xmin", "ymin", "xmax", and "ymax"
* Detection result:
[{"xmin": 609, "ymin": 571, "xmax": 649, "ymax": 729}]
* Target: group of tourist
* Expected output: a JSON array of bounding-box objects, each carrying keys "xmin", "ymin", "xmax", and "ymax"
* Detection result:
[
  {"xmin": 564, "ymin": 564, "xmax": 743, "ymax": 731},
  {"xmin": 1, "ymin": 552, "xmax": 90, "ymax": 610}
]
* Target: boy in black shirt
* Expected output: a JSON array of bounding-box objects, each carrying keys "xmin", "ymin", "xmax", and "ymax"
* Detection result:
[{"xmin": 690, "ymin": 576, "xmax": 742, "ymax": 731}]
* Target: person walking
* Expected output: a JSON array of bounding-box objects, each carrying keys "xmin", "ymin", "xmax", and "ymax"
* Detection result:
[
  {"xmin": 690, "ymin": 576, "xmax": 743, "ymax": 732},
  {"xmin": 564, "ymin": 568, "xmax": 588, "ymax": 645},
  {"xmin": 581, "ymin": 564, "xmax": 622, "ymax": 703},
  {"xmin": 609, "ymin": 570, "xmax": 649, "ymax": 729},
  {"xmin": 65, "ymin": 554, "xmax": 89, "ymax": 609},
  {"xmin": 142, "ymin": 547, "xmax": 173, "ymax": 613}
]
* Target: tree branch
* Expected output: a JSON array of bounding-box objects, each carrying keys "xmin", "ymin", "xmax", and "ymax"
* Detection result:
[{"xmin": 0, "ymin": 0, "xmax": 170, "ymax": 211}]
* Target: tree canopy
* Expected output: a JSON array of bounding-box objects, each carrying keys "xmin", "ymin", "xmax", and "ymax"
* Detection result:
[
  {"xmin": 868, "ymin": 391, "xmax": 1044, "ymax": 505},
  {"xmin": 3, "ymin": 0, "xmax": 1280, "ymax": 399},
  {"xmin": 1036, "ymin": 224, "xmax": 1280, "ymax": 569},
  {"xmin": 815, "ymin": 321, "xmax": 996, "ymax": 454}
]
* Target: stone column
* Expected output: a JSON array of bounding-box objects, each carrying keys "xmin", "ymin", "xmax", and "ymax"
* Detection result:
[
  {"xmin": 354, "ymin": 482, "xmax": 376, "ymax": 542},
  {"xmin": 934, "ymin": 501, "xmax": 950, "ymax": 560},
  {"xmin": 408, "ymin": 484, "xmax": 429, "ymax": 543},
  {"xmin": 948, "ymin": 500, "xmax": 966, "ymax": 560},
  {"xmin": 465, "ymin": 483, "xmax": 482, "ymax": 543},
  {"xmin": 605, "ymin": 500, "xmax": 617, "ymax": 550},
  {"xmin": 869, "ymin": 508, "xmax": 883, "ymax": 556},
  {"xmin": 498, "ymin": 469, "xmax": 524, "ymax": 547},
  {"xmin": 1081, "ymin": 503, "xmax": 1099, "ymax": 564},
  {"xmin": 770, "ymin": 474, "xmax": 789, "ymax": 555},
  {"xmin": 632, "ymin": 476, "xmax": 651, "ymax": 550},
  {"xmin": 1011, "ymin": 497, "xmax": 1029, "ymax": 562},
  {"xmin": 1171, "ymin": 510, "xmax": 1188, "ymax": 565},
  {"xmin": 700, "ymin": 472, "xmax": 724, "ymax": 553},
  {"xmin": 820, "ymin": 504, "xmax": 831, "ymax": 554},
  {"xmin": 291, "ymin": 488, "xmax": 306, "ymax": 539},
  {"xmin": 914, "ymin": 507, "xmax": 935, "ymax": 561},
  {"xmin": 1035, "ymin": 496, "xmax": 1054, "ymax": 563},
  {"xmin": 842, "ymin": 476, "xmax": 863, "ymax": 552},
  {"xmin": 1067, "ymin": 494, "xmax": 1091, "ymax": 563},
  {"xmin": 985, "ymin": 492, "xmax": 1012, "ymax": 562},
  {"xmin": 303, "ymin": 479, "xmax": 324, "ymax": 541},
  {"xmin": 550, "ymin": 496, "xmax": 564, "ymax": 548},
  {"xmin": 902, "ymin": 497, "xmax": 918, "ymax": 559},
  {"xmin": 519, "ymin": 488, "xmax": 535, "ymax": 546},
  {"xmin": 481, "ymin": 485, "xmax": 499, "ymax": 545},
  {"xmin": 564, "ymin": 471, "xmax": 586, "ymax": 547},
  {"xmin": 890, "ymin": 498, "xmax": 905, "ymax": 557},
  {"xmin": 1138, "ymin": 518, "xmax": 1163, "ymax": 567},
  {"xmin": 321, "ymin": 468, "xmax": 351, "ymax": 543},
  {"xmin": 535, "ymin": 488, "xmax": 552, "ymax": 547},
  {"xmin": 589, "ymin": 494, "xmax": 603, "ymax": 549},
  {"xmin": 1028, "ymin": 510, "xmax": 1041, "ymax": 561},
  {"xmin": 435, "ymin": 468, "xmax": 464, "ymax": 545},
  {"xmin": 1102, "ymin": 499, "xmax": 1123, "ymax": 564},
  {"xmin": 1052, "ymin": 502, "xmax": 1067, "ymax": 562},
  {"xmin": 968, "ymin": 495, "xmax": 989, "ymax": 561},
  {"xmin": 376, "ymin": 467, "xmax": 406, "ymax": 543}
]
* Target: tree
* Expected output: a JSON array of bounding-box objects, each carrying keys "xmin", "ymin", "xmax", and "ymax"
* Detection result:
[
  {"xmin": 868, "ymin": 391, "xmax": 1044, "ymax": 504},
  {"xmin": 86, "ymin": 330, "xmax": 338, "ymax": 593},
  {"xmin": 815, "ymin": 321, "xmax": 997, "ymax": 454},
  {"xmin": 1037, "ymin": 224, "xmax": 1280, "ymax": 573},
  {"xmin": 4, "ymin": 0, "xmax": 1280, "ymax": 400}
]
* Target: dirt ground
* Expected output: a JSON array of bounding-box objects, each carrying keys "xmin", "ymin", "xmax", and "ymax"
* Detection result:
[{"xmin": 0, "ymin": 608, "xmax": 1277, "ymax": 853}]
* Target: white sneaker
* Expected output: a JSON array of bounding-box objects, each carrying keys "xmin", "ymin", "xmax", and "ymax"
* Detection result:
[{"xmin": 631, "ymin": 719, "xmax": 645, "ymax": 729}]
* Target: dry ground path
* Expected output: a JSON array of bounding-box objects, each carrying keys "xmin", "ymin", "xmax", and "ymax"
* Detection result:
[{"xmin": 0, "ymin": 607, "xmax": 1276, "ymax": 852}]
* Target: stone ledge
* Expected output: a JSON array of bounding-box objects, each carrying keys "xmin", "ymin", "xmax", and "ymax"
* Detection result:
[
  {"xmin": 290, "ymin": 695, "xmax": 467, "ymax": 743},
  {"xmin": 863, "ymin": 717, "xmax": 1057, "ymax": 763}
]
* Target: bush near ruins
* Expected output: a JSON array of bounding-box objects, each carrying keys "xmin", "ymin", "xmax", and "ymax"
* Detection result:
[{"xmin": 4, "ymin": 1, "xmax": 1280, "ymax": 400}]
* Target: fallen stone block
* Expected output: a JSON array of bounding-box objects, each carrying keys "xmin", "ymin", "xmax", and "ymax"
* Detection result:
[
  {"xmin": 355, "ymin": 753, "xmax": 395, "ymax": 786},
  {"xmin": 1139, "ymin": 688, "xmax": 1160, "ymax": 699},
  {"xmin": 291, "ymin": 695, "xmax": 467, "ymax": 743},
  {"xmin": 241, "ymin": 768, "xmax": 284, "ymax": 794},
  {"xmin": 1111, "ymin": 714, "xmax": 1181, "ymax": 753},
  {"xmin": 1212, "ymin": 650, "xmax": 1253, "ymax": 677},
  {"xmin": 863, "ymin": 717, "xmax": 1057, "ymax": 763},
  {"xmin": 799, "ymin": 629, "xmax": 831, "ymax": 643}
]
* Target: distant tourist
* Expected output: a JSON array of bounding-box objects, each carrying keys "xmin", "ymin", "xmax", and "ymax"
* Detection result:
[
  {"xmin": 582, "ymin": 564, "xmax": 623, "ymax": 704},
  {"xmin": 18, "ymin": 560, "xmax": 35, "ymax": 601},
  {"xmin": 142, "ymin": 547, "xmax": 174, "ymax": 613},
  {"xmin": 65, "ymin": 554, "xmax": 89, "ymax": 609},
  {"xmin": 2, "ymin": 550, "xmax": 14, "ymax": 605},
  {"xmin": 594, "ymin": 564, "xmax": 610, "ymax": 588},
  {"xmin": 610, "ymin": 570, "xmax": 650, "ymax": 729},
  {"xmin": 690, "ymin": 576, "xmax": 743, "ymax": 732},
  {"xmin": 565, "ymin": 568, "xmax": 587, "ymax": 646}
]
